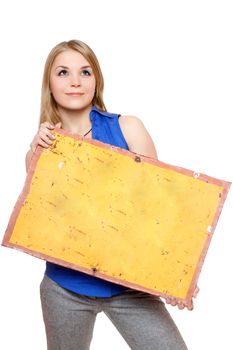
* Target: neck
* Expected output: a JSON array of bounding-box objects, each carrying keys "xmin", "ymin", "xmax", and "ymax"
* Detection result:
[{"xmin": 58, "ymin": 104, "xmax": 93, "ymax": 134}]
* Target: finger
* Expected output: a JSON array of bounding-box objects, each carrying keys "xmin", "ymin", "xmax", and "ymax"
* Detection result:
[
  {"xmin": 187, "ymin": 300, "xmax": 194, "ymax": 311},
  {"xmin": 193, "ymin": 286, "xmax": 200, "ymax": 298},
  {"xmin": 41, "ymin": 121, "xmax": 55, "ymax": 129},
  {"xmin": 165, "ymin": 298, "xmax": 171, "ymax": 304},
  {"xmin": 55, "ymin": 122, "xmax": 62, "ymax": 128},
  {"xmin": 39, "ymin": 126, "xmax": 56, "ymax": 141},
  {"xmin": 171, "ymin": 299, "xmax": 177, "ymax": 306},
  {"xmin": 177, "ymin": 302, "xmax": 185, "ymax": 310},
  {"xmin": 37, "ymin": 140, "xmax": 51, "ymax": 148},
  {"xmin": 38, "ymin": 130, "xmax": 54, "ymax": 145},
  {"xmin": 30, "ymin": 139, "xmax": 50, "ymax": 152}
]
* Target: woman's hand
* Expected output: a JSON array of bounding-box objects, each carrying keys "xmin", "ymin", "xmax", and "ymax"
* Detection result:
[
  {"xmin": 30, "ymin": 121, "xmax": 62, "ymax": 153},
  {"xmin": 165, "ymin": 286, "xmax": 200, "ymax": 311}
]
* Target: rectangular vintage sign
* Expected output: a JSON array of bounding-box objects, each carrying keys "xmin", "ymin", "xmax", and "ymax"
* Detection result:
[{"xmin": 2, "ymin": 128, "xmax": 231, "ymax": 309}]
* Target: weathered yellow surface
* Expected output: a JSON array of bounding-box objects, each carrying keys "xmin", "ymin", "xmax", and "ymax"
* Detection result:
[{"xmin": 8, "ymin": 132, "xmax": 224, "ymax": 299}]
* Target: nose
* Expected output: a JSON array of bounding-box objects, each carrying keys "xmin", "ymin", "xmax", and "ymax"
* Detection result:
[
  {"xmin": 70, "ymin": 73, "xmax": 81, "ymax": 87},
  {"xmin": 71, "ymin": 84, "xmax": 80, "ymax": 87},
  {"xmin": 70, "ymin": 83, "xmax": 80, "ymax": 87}
]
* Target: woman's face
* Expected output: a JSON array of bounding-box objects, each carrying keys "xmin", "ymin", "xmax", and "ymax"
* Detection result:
[{"xmin": 49, "ymin": 50, "xmax": 96, "ymax": 112}]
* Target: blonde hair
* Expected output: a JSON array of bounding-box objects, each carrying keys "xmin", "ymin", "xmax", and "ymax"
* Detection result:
[{"xmin": 39, "ymin": 39, "xmax": 107, "ymax": 126}]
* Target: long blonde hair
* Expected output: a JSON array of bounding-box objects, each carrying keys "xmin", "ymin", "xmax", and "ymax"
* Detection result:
[{"xmin": 39, "ymin": 39, "xmax": 107, "ymax": 126}]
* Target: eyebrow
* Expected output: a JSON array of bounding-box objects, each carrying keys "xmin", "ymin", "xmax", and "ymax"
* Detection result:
[{"xmin": 55, "ymin": 65, "xmax": 91, "ymax": 70}]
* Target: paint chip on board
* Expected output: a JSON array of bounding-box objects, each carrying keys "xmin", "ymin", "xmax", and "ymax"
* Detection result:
[
  {"xmin": 193, "ymin": 172, "xmax": 200, "ymax": 179},
  {"xmin": 58, "ymin": 161, "xmax": 64, "ymax": 170}
]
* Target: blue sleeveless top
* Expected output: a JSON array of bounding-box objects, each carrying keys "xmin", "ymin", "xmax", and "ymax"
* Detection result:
[{"xmin": 45, "ymin": 104, "xmax": 130, "ymax": 297}]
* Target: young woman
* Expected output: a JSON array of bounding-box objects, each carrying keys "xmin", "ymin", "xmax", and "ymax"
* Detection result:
[{"xmin": 26, "ymin": 39, "xmax": 189, "ymax": 350}]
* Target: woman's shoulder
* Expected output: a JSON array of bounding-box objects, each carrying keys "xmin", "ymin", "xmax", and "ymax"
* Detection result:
[
  {"xmin": 118, "ymin": 114, "xmax": 141, "ymax": 121},
  {"xmin": 118, "ymin": 114, "xmax": 145, "ymax": 137},
  {"xmin": 118, "ymin": 114, "xmax": 158, "ymax": 159}
]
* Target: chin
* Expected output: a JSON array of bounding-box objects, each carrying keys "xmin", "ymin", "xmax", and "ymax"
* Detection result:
[{"xmin": 61, "ymin": 102, "xmax": 92, "ymax": 111}]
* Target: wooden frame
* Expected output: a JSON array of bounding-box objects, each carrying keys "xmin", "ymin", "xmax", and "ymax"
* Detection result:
[{"xmin": 2, "ymin": 128, "xmax": 231, "ymax": 309}]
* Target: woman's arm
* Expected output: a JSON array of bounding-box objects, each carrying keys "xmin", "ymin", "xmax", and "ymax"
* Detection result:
[
  {"xmin": 118, "ymin": 115, "xmax": 158, "ymax": 160},
  {"xmin": 25, "ymin": 149, "xmax": 34, "ymax": 173}
]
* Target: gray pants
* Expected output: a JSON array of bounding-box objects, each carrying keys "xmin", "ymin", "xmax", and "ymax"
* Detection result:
[{"xmin": 40, "ymin": 274, "xmax": 188, "ymax": 350}]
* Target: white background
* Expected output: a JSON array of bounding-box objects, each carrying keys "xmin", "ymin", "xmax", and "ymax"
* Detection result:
[{"xmin": 0, "ymin": 1, "xmax": 232, "ymax": 349}]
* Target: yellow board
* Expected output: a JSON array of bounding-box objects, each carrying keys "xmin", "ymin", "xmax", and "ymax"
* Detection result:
[{"xmin": 2, "ymin": 128, "xmax": 231, "ymax": 309}]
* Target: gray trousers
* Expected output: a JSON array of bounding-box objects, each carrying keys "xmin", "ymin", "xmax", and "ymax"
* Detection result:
[{"xmin": 40, "ymin": 274, "xmax": 188, "ymax": 350}]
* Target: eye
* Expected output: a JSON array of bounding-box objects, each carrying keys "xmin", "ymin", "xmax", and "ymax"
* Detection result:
[
  {"xmin": 58, "ymin": 69, "xmax": 68, "ymax": 76},
  {"xmin": 57, "ymin": 69, "xmax": 91, "ymax": 77},
  {"xmin": 81, "ymin": 69, "xmax": 91, "ymax": 76}
]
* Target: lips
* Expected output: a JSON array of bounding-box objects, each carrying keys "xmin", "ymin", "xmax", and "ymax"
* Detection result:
[{"xmin": 66, "ymin": 92, "xmax": 84, "ymax": 96}]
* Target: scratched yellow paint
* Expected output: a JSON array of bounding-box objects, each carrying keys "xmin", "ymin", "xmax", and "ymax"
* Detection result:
[{"xmin": 9, "ymin": 132, "xmax": 223, "ymax": 299}]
